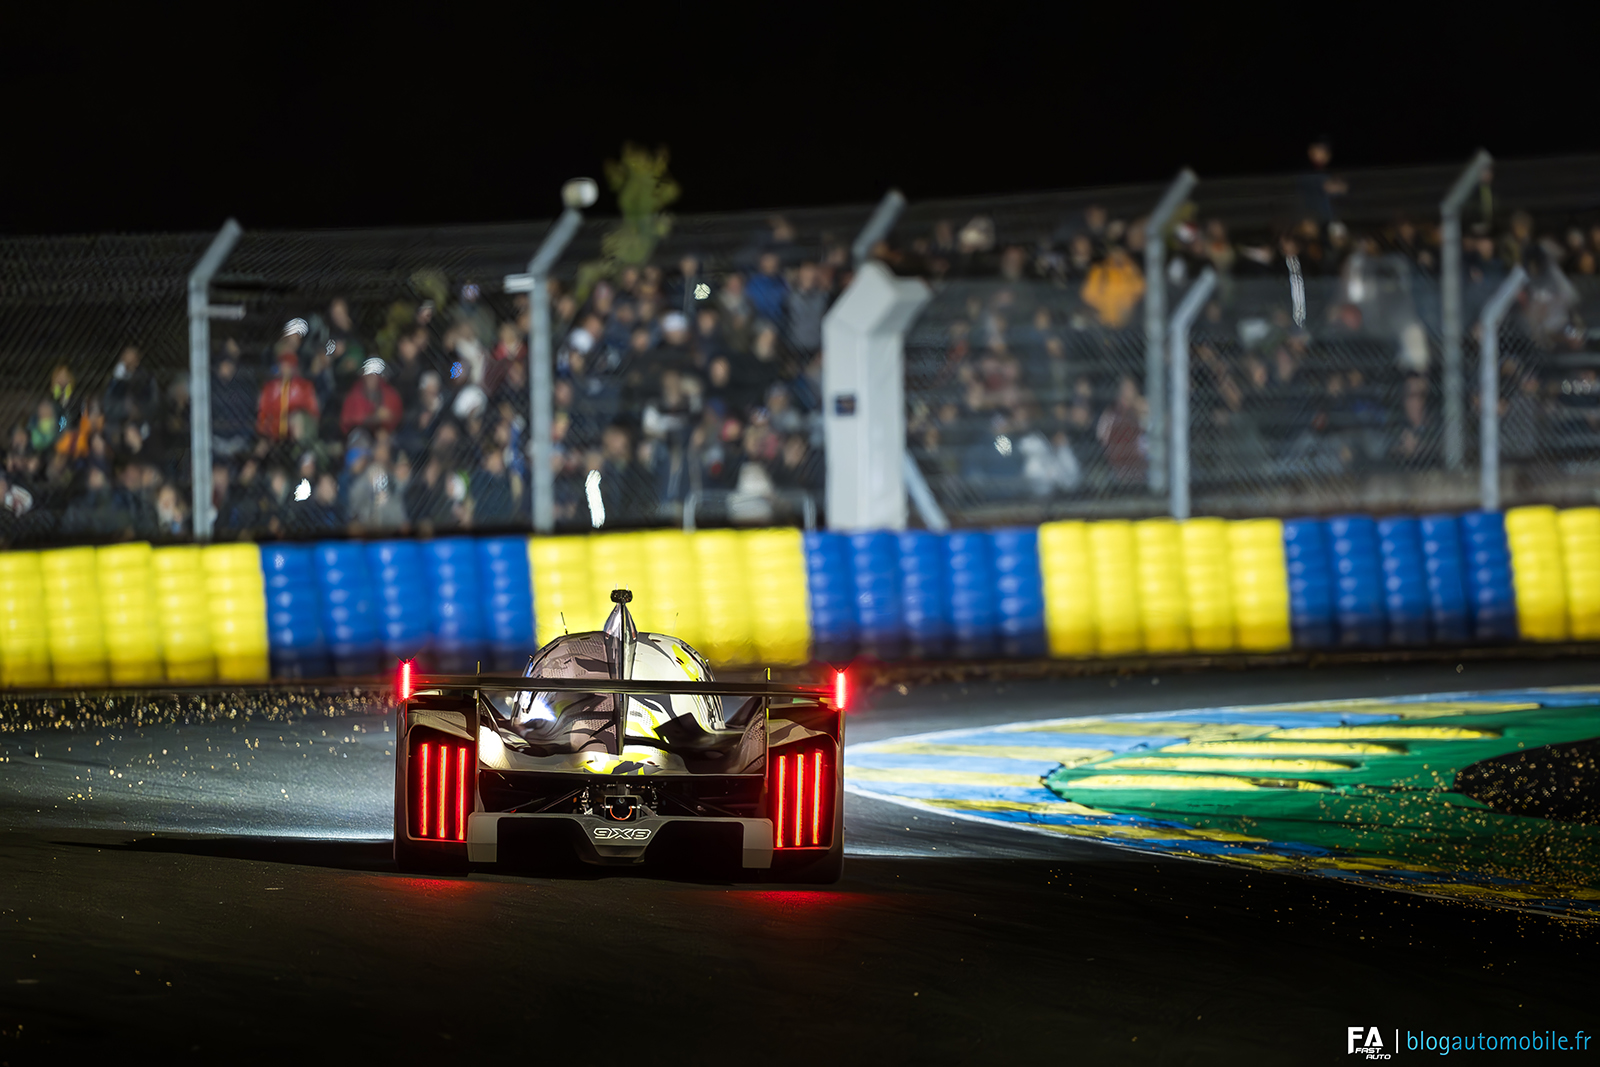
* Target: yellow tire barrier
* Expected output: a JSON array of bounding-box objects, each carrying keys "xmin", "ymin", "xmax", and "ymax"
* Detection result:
[
  {"xmin": 0, "ymin": 549, "xmax": 51, "ymax": 686},
  {"xmin": 1558, "ymin": 507, "xmax": 1600, "ymax": 640},
  {"xmin": 1181, "ymin": 518, "xmax": 1235, "ymax": 652},
  {"xmin": 1087, "ymin": 520, "xmax": 1140, "ymax": 655},
  {"xmin": 154, "ymin": 546, "xmax": 213, "ymax": 682},
  {"xmin": 1228, "ymin": 519, "xmax": 1291, "ymax": 652},
  {"xmin": 1039, "ymin": 521, "xmax": 1094, "ymax": 657},
  {"xmin": 1134, "ymin": 519, "xmax": 1190, "ymax": 654},
  {"xmin": 638, "ymin": 530, "xmax": 700, "ymax": 648},
  {"xmin": 743, "ymin": 528, "xmax": 810, "ymax": 665},
  {"xmin": 587, "ymin": 531, "xmax": 647, "ymax": 631},
  {"xmin": 97, "ymin": 542, "xmax": 162, "ymax": 684},
  {"xmin": 202, "ymin": 545, "xmax": 269, "ymax": 682},
  {"xmin": 529, "ymin": 536, "xmax": 595, "ymax": 648},
  {"xmin": 40, "ymin": 546, "xmax": 106, "ymax": 686},
  {"xmin": 1506, "ymin": 506, "xmax": 1568, "ymax": 642},
  {"xmin": 691, "ymin": 530, "xmax": 754, "ymax": 665}
]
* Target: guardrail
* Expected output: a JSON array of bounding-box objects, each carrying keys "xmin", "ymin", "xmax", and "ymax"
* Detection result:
[{"xmin": 0, "ymin": 505, "xmax": 1593, "ymax": 685}]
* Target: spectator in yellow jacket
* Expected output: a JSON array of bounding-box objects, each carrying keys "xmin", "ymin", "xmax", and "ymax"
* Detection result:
[{"xmin": 1080, "ymin": 246, "xmax": 1146, "ymax": 328}]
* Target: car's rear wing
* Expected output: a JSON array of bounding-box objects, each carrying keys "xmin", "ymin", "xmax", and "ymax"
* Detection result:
[{"xmin": 397, "ymin": 664, "xmax": 848, "ymax": 710}]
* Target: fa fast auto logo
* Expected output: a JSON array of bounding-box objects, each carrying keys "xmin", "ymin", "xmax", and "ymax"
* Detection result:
[
  {"xmin": 592, "ymin": 826, "xmax": 652, "ymax": 841},
  {"xmin": 1347, "ymin": 1027, "xmax": 1390, "ymax": 1059}
]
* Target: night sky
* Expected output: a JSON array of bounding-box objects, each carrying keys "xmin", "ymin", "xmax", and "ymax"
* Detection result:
[{"xmin": 0, "ymin": 4, "xmax": 1588, "ymax": 234}]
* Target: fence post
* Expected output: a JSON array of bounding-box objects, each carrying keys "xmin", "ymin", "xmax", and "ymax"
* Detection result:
[
  {"xmin": 1167, "ymin": 268, "xmax": 1216, "ymax": 521},
  {"xmin": 1478, "ymin": 265, "xmax": 1526, "ymax": 512},
  {"xmin": 851, "ymin": 189, "xmax": 906, "ymax": 267},
  {"xmin": 1143, "ymin": 168, "xmax": 1198, "ymax": 498},
  {"xmin": 187, "ymin": 218, "xmax": 242, "ymax": 542},
  {"xmin": 522, "ymin": 206, "xmax": 583, "ymax": 534},
  {"xmin": 1440, "ymin": 149, "xmax": 1493, "ymax": 472}
]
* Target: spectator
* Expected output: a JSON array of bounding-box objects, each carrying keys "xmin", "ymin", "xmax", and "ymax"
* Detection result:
[
  {"xmin": 104, "ymin": 346, "xmax": 161, "ymax": 436},
  {"xmin": 1300, "ymin": 138, "xmax": 1348, "ymax": 225},
  {"xmin": 770, "ymin": 433, "xmax": 822, "ymax": 493},
  {"xmin": 61, "ymin": 466, "xmax": 128, "ymax": 537},
  {"xmin": 154, "ymin": 483, "xmax": 187, "ymax": 538},
  {"xmin": 1080, "ymin": 246, "xmax": 1145, "ymax": 328},
  {"xmin": 212, "ymin": 341, "xmax": 258, "ymax": 458},
  {"xmin": 406, "ymin": 454, "xmax": 459, "ymax": 531},
  {"xmin": 597, "ymin": 422, "xmax": 657, "ymax": 525},
  {"xmin": 470, "ymin": 447, "xmax": 519, "ymax": 527},
  {"xmin": 346, "ymin": 445, "xmax": 407, "ymax": 531},
  {"xmin": 47, "ymin": 365, "xmax": 80, "ymax": 426},
  {"xmin": 285, "ymin": 472, "xmax": 341, "ymax": 535},
  {"xmin": 783, "ymin": 262, "xmax": 828, "ymax": 357},
  {"xmin": 485, "ymin": 321, "xmax": 525, "ymax": 398},
  {"xmin": 29, "ymin": 399, "xmax": 60, "ymax": 453},
  {"xmin": 1096, "ymin": 376, "xmax": 1147, "ymax": 484},
  {"xmin": 746, "ymin": 251, "xmax": 788, "ymax": 324},
  {"xmin": 339, "ymin": 359, "xmax": 404, "ymax": 437},
  {"xmin": 256, "ymin": 350, "xmax": 320, "ymax": 442}
]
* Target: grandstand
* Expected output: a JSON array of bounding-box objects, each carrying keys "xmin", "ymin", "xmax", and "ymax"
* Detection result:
[{"xmin": 3, "ymin": 150, "xmax": 1600, "ymax": 547}]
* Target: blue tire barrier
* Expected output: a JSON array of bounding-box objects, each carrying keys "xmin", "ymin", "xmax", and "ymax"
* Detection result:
[
  {"xmin": 992, "ymin": 526, "xmax": 1047, "ymax": 659},
  {"xmin": 479, "ymin": 536, "xmax": 536, "ymax": 671},
  {"xmin": 424, "ymin": 537, "xmax": 486, "ymax": 673},
  {"xmin": 898, "ymin": 531, "xmax": 949, "ymax": 661},
  {"xmin": 1419, "ymin": 514, "xmax": 1471, "ymax": 645},
  {"xmin": 261, "ymin": 544, "xmax": 329, "ymax": 678},
  {"xmin": 803, "ymin": 532, "xmax": 857, "ymax": 663},
  {"xmin": 1283, "ymin": 518, "xmax": 1336, "ymax": 649},
  {"xmin": 850, "ymin": 531, "xmax": 904, "ymax": 662},
  {"xmin": 946, "ymin": 530, "xmax": 999, "ymax": 660},
  {"xmin": 1328, "ymin": 515, "xmax": 1386, "ymax": 648},
  {"xmin": 1377, "ymin": 517, "xmax": 1431, "ymax": 647},
  {"xmin": 313, "ymin": 541, "xmax": 380, "ymax": 677},
  {"xmin": 1459, "ymin": 511, "xmax": 1519, "ymax": 642},
  {"xmin": 367, "ymin": 541, "xmax": 431, "ymax": 665}
]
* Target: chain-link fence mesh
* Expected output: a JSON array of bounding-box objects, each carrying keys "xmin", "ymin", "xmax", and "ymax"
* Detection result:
[
  {"xmin": 1482, "ymin": 275, "xmax": 1600, "ymax": 509},
  {"xmin": 0, "ymin": 233, "xmax": 209, "ymax": 544},
  {"xmin": 5, "ymin": 155, "xmax": 1600, "ymax": 549}
]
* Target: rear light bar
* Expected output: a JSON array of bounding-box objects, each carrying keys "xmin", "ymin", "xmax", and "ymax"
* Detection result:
[
  {"xmin": 833, "ymin": 669, "xmax": 848, "ymax": 712},
  {"xmin": 773, "ymin": 745, "xmax": 834, "ymax": 849},
  {"xmin": 397, "ymin": 659, "xmax": 414, "ymax": 701},
  {"xmin": 408, "ymin": 732, "xmax": 473, "ymax": 842}
]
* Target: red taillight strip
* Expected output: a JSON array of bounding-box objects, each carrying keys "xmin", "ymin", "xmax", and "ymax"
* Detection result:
[
  {"xmin": 419, "ymin": 743, "xmax": 430, "ymax": 838},
  {"xmin": 775, "ymin": 754, "xmax": 787, "ymax": 847},
  {"xmin": 436, "ymin": 742, "xmax": 448, "ymax": 839},
  {"xmin": 811, "ymin": 751, "xmax": 823, "ymax": 846},
  {"xmin": 834, "ymin": 670, "xmax": 848, "ymax": 711},
  {"xmin": 456, "ymin": 745, "xmax": 468, "ymax": 842},
  {"xmin": 792, "ymin": 748, "xmax": 804, "ymax": 848}
]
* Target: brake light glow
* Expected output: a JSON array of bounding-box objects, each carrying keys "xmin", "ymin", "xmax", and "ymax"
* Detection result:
[
  {"xmin": 456, "ymin": 745, "xmax": 468, "ymax": 842},
  {"xmin": 409, "ymin": 734, "xmax": 473, "ymax": 843},
  {"xmin": 773, "ymin": 746, "xmax": 833, "ymax": 849},
  {"xmin": 397, "ymin": 659, "xmax": 413, "ymax": 701},
  {"xmin": 834, "ymin": 670, "xmax": 848, "ymax": 712},
  {"xmin": 775, "ymin": 753, "xmax": 786, "ymax": 847},
  {"xmin": 811, "ymin": 750, "xmax": 823, "ymax": 845},
  {"xmin": 419, "ymin": 742, "xmax": 430, "ymax": 835}
]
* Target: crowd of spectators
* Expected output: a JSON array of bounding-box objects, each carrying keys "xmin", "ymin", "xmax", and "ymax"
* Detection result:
[
  {"xmin": 9, "ymin": 148, "xmax": 1600, "ymax": 544},
  {"xmin": 901, "ymin": 140, "xmax": 1600, "ymax": 508}
]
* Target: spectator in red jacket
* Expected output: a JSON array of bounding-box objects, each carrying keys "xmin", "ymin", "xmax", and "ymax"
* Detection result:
[
  {"xmin": 256, "ymin": 352, "xmax": 320, "ymax": 442},
  {"xmin": 340, "ymin": 358, "xmax": 404, "ymax": 437}
]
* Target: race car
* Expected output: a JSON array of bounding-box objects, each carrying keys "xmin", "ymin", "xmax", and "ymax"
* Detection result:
[{"xmin": 392, "ymin": 589, "xmax": 845, "ymax": 882}]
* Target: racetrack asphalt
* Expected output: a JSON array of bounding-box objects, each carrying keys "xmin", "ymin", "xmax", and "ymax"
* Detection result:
[{"xmin": 2, "ymin": 658, "xmax": 1597, "ymax": 1064}]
